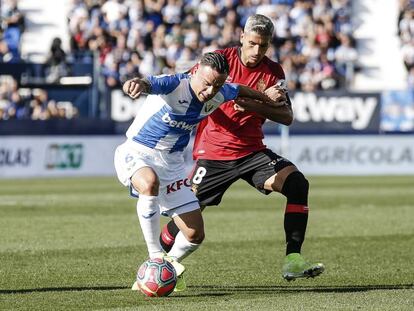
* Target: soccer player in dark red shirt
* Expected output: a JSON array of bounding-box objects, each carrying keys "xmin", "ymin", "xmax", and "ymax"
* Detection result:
[{"xmin": 160, "ymin": 14, "xmax": 324, "ymax": 282}]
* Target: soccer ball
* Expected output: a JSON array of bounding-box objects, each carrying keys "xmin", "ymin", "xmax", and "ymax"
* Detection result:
[{"xmin": 136, "ymin": 257, "xmax": 177, "ymax": 297}]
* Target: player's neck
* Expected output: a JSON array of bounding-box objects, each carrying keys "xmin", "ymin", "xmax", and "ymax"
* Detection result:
[{"xmin": 238, "ymin": 47, "xmax": 248, "ymax": 67}]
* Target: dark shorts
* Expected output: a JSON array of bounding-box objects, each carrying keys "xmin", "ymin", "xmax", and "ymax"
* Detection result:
[{"xmin": 189, "ymin": 149, "xmax": 294, "ymax": 206}]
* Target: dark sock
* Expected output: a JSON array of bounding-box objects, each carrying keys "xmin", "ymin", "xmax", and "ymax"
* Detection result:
[
  {"xmin": 160, "ymin": 220, "xmax": 180, "ymax": 252},
  {"xmin": 284, "ymin": 212, "xmax": 308, "ymax": 255},
  {"xmin": 281, "ymin": 171, "xmax": 309, "ymax": 255}
]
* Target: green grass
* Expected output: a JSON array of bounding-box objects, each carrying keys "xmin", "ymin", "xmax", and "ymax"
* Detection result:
[{"xmin": 0, "ymin": 176, "xmax": 413, "ymax": 310}]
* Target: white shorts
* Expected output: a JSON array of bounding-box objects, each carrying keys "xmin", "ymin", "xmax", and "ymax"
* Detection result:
[{"xmin": 114, "ymin": 140, "xmax": 199, "ymax": 218}]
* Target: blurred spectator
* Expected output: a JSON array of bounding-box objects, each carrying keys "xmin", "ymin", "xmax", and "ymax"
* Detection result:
[
  {"xmin": 30, "ymin": 89, "xmax": 50, "ymax": 120},
  {"xmin": 1, "ymin": 0, "xmax": 25, "ymax": 33},
  {"xmin": 45, "ymin": 37, "xmax": 69, "ymax": 83},
  {"xmin": 398, "ymin": 0, "xmax": 414, "ymax": 85},
  {"xmin": 143, "ymin": 0, "xmax": 164, "ymax": 28},
  {"xmin": 0, "ymin": 39, "xmax": 20, "ymax": 62},
  {"xmin": 332, "ymin": 33, "xmax": 357, "ymax": 85},
  {"xmin": 162, "ymin": 0, "xmax": 183, "ymax": 27},
  {"xmin": 101, "ymin": 0, "xmax": 128, "ymax": 25},
  {"xmin": 0, "ymin": 76, "xmax": 78, "ymax": 120},
  {"xmin": 0, "ymin": 0, "xmax": 25, "ymax": 63},
  {"xmin": 6, "ymin": 90, "xmax": 28, "ymax": 118}
]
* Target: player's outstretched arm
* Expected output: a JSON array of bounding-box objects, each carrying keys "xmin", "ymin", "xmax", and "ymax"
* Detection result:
[
  {"xmin": 237, "ymin": 85, "xmax": 282, "ymax": 107},
  {"xmin": 235, "ymin": 85, "xmax": 293, "ymax": 125},
  {"xmin": 234, "ymin": 97, "xmax": 293, "ymax": 125},
  {"xmin": 122, "ymin": 78, "xmax": 151, "ymax": 99}
]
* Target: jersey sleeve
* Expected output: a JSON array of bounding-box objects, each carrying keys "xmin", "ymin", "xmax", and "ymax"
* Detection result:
[
  {"xmin": 146, "ymin": 73, "xmax": 187, "ymax": 95},
  {"xmin": 220, "ymin": 83, "xmax": 239, "ymax": 101}
]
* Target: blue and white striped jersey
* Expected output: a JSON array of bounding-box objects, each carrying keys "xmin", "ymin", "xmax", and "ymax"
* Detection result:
[{"xmin": 126, "ymin": 73, "xmax": 239, "ymax": 153}]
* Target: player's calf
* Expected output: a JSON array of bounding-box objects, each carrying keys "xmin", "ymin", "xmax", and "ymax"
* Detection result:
[
  {"xmin": 282, "ymin": 171, "xmax": 309, "ymax": 255},
  {"xmin": 160, "ymin": 221, "xmax": 180, "ymax": 252}
]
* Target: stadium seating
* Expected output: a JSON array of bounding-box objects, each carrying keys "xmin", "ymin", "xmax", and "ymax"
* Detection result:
[
  {"xmin": 63, "ymin": 0, "xmax": 359, "ymax": 91},
  {"xmin": 1, "ymin": 0, "xmax": 412, "ymax": 121}
]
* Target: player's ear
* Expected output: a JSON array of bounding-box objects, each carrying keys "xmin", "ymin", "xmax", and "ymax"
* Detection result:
[
  {"xmin": 192, "ymin": 67, "xmax": 198, "ymax": 77},
  {"xmin": 193, "ymin": 63, "xmax": 201, "ymax": 76},
  {"xmin": 240, "ymin": 31, "xmax": 245, "ymax": 44},
  {"xmin": 190, "ymin": 63, "xmax": 199, "ymax": 75}
]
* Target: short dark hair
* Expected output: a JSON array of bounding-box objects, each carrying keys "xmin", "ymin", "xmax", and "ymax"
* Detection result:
[{"xmin": 199, "ymin": 52, "xmax": 229, "ymax": 75}]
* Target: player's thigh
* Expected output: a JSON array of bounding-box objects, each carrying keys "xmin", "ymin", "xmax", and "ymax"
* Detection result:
[
  {"xmin": 263, "ymin": 165, "xmax": 298, "ymax": 193},
  {"xmin": 114, "ymin": 141, "xmax": 158, "ymax": 191},
  {"xmin": 241, "ymin": 149, "xmax": 296, "ymax": 194},
  {"xmin": 189, "ymin": 159, "xmax": 239, "ymax": 206}
]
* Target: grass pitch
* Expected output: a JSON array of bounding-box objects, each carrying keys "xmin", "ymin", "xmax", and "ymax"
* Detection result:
[{"xmin": 0, "ymin": 176, "xmax": 413, "ymax": 310}]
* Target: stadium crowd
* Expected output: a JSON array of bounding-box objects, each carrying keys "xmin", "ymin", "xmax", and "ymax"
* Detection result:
[
  {"xmin": 0, "ymin": 0, "xmax": 358, "ymax": 120},
  {"xmin": 0, "ymin": 0, "xmax": 24, "ymax": 63},
  {"xmin": 0, "ymin": 76, "xmax": 78, "ymax": 120},
  {"xmin": 67, "ymin": 0, "xmax": 356, "ymax": 91},
  {"xmin": 0, "ymin": 0, "xmax": 77, "ymax": 120}
]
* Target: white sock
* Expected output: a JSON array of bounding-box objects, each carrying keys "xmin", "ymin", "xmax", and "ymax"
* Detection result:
[
  {"xmin": 136, "ymin": 195, "xmax": 163, "ymax": 258},
  {"xmin": 167, "ymin": 231, "xmax": 200, "ymax": 262}
]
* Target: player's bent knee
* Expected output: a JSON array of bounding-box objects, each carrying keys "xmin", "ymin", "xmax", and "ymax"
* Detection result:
[
  {"xmin": 281, "ymin": 171, "xmax": 309, "ymax": 200},
  {"xmin": 131, "ymin": 170, "xmax": 160, "ymax": 195},
  {"xmin": 183, "ymin": 228, "xmax": 205, "ymax": 244}
]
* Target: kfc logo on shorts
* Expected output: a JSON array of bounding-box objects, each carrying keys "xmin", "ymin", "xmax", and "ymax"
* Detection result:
[{"xmin": 166, "ymin": 178, "xmax": 191, "ymax": 194}]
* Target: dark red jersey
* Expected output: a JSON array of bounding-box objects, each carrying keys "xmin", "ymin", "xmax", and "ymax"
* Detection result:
[{"xmin": 193, "ymin": 47, "xmax": 286, "ymax": 160}]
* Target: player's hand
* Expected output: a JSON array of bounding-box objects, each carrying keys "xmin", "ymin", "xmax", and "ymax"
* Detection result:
[
  {"xmin": 233, "ymin": 102, "xmax": 246, "ymax": 112},
  {"xmin": 123, "ymin": 78, "xmax": 143, "ymax": 99},
  {"xmin": 264, "ymin": 85, "xmax": 288, "ymax": 107}
]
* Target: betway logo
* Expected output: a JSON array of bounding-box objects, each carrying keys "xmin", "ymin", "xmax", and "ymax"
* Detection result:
[
  {"xmin": 293, "ymin": 93, "xmax": 378, "ymax": 130},
  {"xmin": 161, "ymin": 113, "xmax": 197, "ymax": 131}
]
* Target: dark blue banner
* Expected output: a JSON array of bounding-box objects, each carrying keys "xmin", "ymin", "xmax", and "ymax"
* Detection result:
[{"xmin": 289, "ymin": 91, "xmax": 381, "ymax": 134}]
